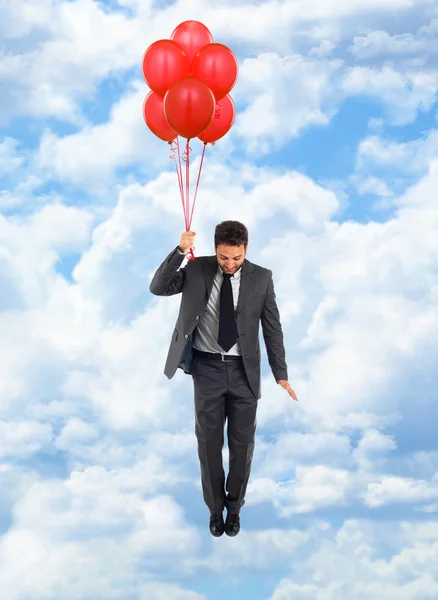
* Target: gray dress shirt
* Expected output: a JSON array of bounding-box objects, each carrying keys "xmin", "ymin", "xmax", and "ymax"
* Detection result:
[{"xmin": 176, "ymin": 247, "xmax": 242, "ymax": 356}]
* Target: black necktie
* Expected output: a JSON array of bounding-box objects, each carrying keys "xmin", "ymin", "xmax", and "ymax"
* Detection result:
[{"xmin": 218, "ymin": 272, "xmax": 237, "ymax": 352}]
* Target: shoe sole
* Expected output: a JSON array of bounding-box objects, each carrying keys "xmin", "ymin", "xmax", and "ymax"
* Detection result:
[
  {"xmin": 225, "ymin": 528, "xmax": 240, "ymax": 537},
  {"xmin": 210, "ymin": 530, "xmax": 224, "ymax": 537},
  {"xmin": 210, "ymin": 520, "xmax": 225, "ymax": 537}
]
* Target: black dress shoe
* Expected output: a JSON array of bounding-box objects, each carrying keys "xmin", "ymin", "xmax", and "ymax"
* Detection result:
[
  {"xmin": 225, "ymin": 512, "xmax": 240, "ymax": 537},
  {"xmin": 209, "ymin": 513, "xmax": 225, "ymax": 537}
]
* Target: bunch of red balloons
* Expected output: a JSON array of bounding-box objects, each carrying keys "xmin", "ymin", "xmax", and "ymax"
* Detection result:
[{"xmin": 142, "ymin": 21, "xmax": 238, "ymax": 144}]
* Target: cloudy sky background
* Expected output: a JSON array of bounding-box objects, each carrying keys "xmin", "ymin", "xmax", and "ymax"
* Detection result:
[{"xmin": 1, "ymin": 0, "xmax": 438, "ymax": 598}]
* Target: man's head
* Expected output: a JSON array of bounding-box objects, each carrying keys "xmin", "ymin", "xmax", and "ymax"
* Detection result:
[{"xmin": 214, "ymin": 220, "xmax": 248, "ymax": 274}]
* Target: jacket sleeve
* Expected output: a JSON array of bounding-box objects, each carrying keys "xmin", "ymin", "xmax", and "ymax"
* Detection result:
[
  {"xmin": 149, "ymin": 246, "xmax": 187, "ymax": 296},
  {"xmin": 261, "ymin": 271, "xmax": 288, "ymax": 383}
]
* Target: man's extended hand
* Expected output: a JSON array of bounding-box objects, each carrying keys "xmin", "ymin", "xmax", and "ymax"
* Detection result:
[{"xmin": 277, "ymin": 380, "xmax": 298, "ymax": 401}]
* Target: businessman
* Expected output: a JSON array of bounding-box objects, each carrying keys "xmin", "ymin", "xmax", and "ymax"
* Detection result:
[{"xmin": 149, "ymin": 221, "xmax": 298, "ymax": 537}]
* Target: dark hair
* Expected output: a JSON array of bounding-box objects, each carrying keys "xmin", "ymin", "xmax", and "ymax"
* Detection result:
[{"xmin": 214, "ymin": 220, "xmax": 248, "ymax": 249}]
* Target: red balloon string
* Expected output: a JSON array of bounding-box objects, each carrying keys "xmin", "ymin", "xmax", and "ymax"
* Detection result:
[
  {"xmin": 168, "ymin": 139, "xmax": 207, "ymax": 263},
  {"xmin": 169, "ymin": 139, "xmax": 186, "ymax": 229},
  {"xmin": 184, "ymin": 140, "xmax": 190, "ymax": 231},
  {"xmin": 183, "ymin": 139, "xmax": 195, "ymax": 261},
  {"xmin": 189, "ymin": 142, "xmax": 207, "ymax": 228},
  {"xmin": 176, "ymin": 137, "xmax": 188, "ymax": 230}
]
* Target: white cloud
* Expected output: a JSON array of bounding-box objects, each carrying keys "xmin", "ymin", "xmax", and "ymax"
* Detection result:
[
  {"xmin": 54, "ymin": 417, "xmax": 99, "ymax": 451},
  {"xmin": 357, "ymin": 130, "xmax": 438, "ymax": 176},
  {"xmin": 247, "ymin": 465, "xmax": 352, "ymax": 514},
  {"xmin": 0, "ymin": 138, "xmax": 24, "ymax": 178},
  {"xmin": 172, "ymin": 0, "xmax": 438, "ymax": 49},
  {"xmin": 353, "ymin": 176, "xmax": 394, "ymax": 198},
  {"xmin": 270, "ymin": 519, "xmax": 438, "ymax": 600},
  {"xmin": 0, "ymin": 0, "xmax": 143, "ymax": 125},
  {"xmin": 0, "ymin": 0, "xmax": 57, "ymax": 40},
  {"xmin": 36, "ymin": 83, "xmax": 169, "ymax": 188},
  {"xmin": 365, "ymin": 474, "xmax": 438, "ymax": 508},
  {"xmin": 189, "ymin": 526, "xmax": 310, "ymax": 573},
  {"xmin": 352, "ymin": 429, "xmax": 397, "ymax": 471},
  {"xmin": 53, "ymin": 430, "xmax": 196, "ymax": 473},
  {"xmin": 308, "ymin": 40, "xmax": 337, "ymax": 57},
  {"xmin": 349, "ymin": 18, "xmax": 438, "ymax": 64},
  {"xmin": 396, "ymin": 156, "xmax": 438, "ymax": 209},
  {"xmin": 0, "ymin": 177, "xmax": 46, "ymax": 212},
  {"xmin": 0, "ymin": 202, "xmax": 94, "ymax": 311},
  {"xmin": 342, "ymin": 65, "xmax": 438, "ymax": 125},
  {"xmin": 235, "ymin": 53, "xmax": 343, "ymax": 151},
  {"xmin": 252, "ymin": 431, "xmax": 352, "ymax": 479},
  {"xmin": 0, "ymin": 421, "xmax": 53, "ymax": 459},
  {"xmin": 350, "ymin": 30, "xmax": 428, "ymax": 60},
  {"xmin": 406, "ymin": 452, "xmax": 438, "ymax": 480},
  {"xmin": 279, "ymin": 465, "xmax": 351, "ymax": 514},
  {"xmin": 0, "ymin": 479, "xmax": 200, "ymax": 599}
]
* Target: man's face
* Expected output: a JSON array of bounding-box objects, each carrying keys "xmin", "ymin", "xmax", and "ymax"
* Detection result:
[{"xmin": 215, "ymin": 243, "xmax": 247, "ymax": 274}]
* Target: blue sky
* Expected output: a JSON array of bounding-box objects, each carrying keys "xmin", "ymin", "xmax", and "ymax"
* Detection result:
[{"xmin": 1, "ymin": 0, "xmax": 438, "ymax": 598}]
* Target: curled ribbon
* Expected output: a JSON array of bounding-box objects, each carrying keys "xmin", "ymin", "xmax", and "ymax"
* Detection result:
[
  {"xmin": 182, "ymin": 143, "xmax": 192, "ymax": 163},
  {"xmin": 168, "ymin": 140, "xmax": 177, "ymax": 160}
]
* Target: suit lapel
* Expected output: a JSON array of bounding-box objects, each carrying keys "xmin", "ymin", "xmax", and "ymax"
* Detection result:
[{"xmin": 202, "ymin": 255, "xmax": 255, "ymax": 312}]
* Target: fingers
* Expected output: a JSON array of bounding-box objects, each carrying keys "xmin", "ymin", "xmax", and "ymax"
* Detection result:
[{"xmin": 179, "ymin": 231, "xmax": 197, "ymax": 253}]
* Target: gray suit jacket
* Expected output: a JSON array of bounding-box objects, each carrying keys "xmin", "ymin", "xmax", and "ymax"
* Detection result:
[{"xmin": 149, "ymin": 246, "xmax": 288, "ymax": 400}]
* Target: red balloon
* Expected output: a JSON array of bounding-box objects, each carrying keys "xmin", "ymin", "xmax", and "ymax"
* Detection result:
[
  {"xmin": 198, "ymin": 95, "xmax": 235, "ymax": 144},
  {"xmin": 170, "ymin": 20, "xmax": 213, "ymax": 63},
  {"xmin": 142, "ymin": 39, "xmax": 190, "ymax": 97},
  {"xmin": 143, "ymin": 92, "xmax": 177, "ymax": 142},
  {"xmin": 191, "ymin": 43, "xmax": 238, "ymax": 101},
  {"xmin": 164, "ymin": 76, "xmax": 215, "ymax": 139}
]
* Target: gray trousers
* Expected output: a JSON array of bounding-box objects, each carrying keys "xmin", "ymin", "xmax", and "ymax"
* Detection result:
[{"xmin": 191, "ymin": 351, "xmax": 258, "ymax": 514}]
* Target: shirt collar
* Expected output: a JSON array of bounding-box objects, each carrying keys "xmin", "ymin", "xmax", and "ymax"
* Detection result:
[{"xmin": 217, "ymin": 263, "xmax": 242, "ymax": 280}]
